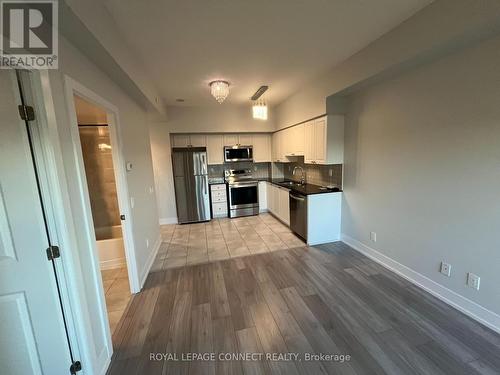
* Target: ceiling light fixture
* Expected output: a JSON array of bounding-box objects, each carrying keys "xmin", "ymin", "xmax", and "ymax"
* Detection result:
[
  {"xmin": 209, "ymin": 80, "xmax": 230, "ymax": 103},
  {"xmin": 252, "ymin": 98, "xmax": 268, "ymax": 120},
  {"xmin": 251, "ymin": 85, "xmax": 268, "ymax": 101}
]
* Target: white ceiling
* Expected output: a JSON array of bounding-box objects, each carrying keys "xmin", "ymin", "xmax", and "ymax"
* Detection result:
[{"xmin": 102, "ymin": 0, "xmax": 433, "ymax": 107}]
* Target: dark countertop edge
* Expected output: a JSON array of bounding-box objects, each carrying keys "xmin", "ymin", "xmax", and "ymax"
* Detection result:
[
  {"xmin": 257, "ymin": 178, "xmax": 343, "ymax": 196},
  {"xmin": 208, "ymin": 177, "xmax": 342, "ymax": 195}
]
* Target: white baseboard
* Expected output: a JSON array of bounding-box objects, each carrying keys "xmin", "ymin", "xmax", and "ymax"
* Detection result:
[
  {"xmin": 139, "ymin": 234, "xmax": 162, "ymax": 289},
  {"xmin": 341, "ymin": 234, "xmax": 500, "ymax": 334},
  {"xmin": 159, "ymin": 217, "xmax": 177, "ymax": 225},
  {"xmin": 99, "ymin": 258, "xmax": 126, "ymax": 270}
]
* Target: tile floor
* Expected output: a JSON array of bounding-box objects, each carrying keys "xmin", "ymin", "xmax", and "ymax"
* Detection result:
[
  {"xmin": 151, "ymin": 213, "xmax": 307, "ymax": 272},
  {"xmin": 100, "ymin": 266, "xmax": 131, "ymax": 334}
]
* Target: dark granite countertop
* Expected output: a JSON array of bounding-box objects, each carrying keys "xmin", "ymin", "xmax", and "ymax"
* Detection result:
[{"xmin": 259, "ymin": 178, "xmax": 342, "ymax": 196}]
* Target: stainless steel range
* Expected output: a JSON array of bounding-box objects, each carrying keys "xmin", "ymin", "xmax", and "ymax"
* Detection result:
[{"xmin": 225, "ymin": 169, "xmax": 259, "ymax": 218}]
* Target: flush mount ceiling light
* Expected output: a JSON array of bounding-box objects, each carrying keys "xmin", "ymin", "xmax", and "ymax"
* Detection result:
[
  {"xmin": 251, "ymin": 85, "xmax": 269, "ymax": 120},
  {"xmin": 209, "ymin": 80, "xmax": 230, "ymax": 103},
  {"xmin": 252, "ymin": 99, "xmax": 268, "ymax": 120}
]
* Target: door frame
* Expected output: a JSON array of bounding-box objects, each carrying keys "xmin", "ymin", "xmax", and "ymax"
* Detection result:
[{"xmin": 63, "ymin": 75, "xmax": 140, "ymax": 294}]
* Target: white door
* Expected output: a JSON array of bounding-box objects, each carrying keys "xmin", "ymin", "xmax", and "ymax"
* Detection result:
[
  {"xmin": 0, "ymin": 71, "xmax": 72, "ymax": 374},
  {"xmin": 206, "ymin": 134, "xmax": 224, "ymax": 164}
]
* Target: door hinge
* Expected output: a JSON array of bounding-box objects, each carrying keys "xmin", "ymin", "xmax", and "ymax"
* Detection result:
[
  {"xmin": 18, "ymin": 105, "xmax": 35, "ymax": 121},
  {"xmin": 46, "ymin": 245, "xmax": 60, "ymax": 260},
  {"xmin": 70, "ymin": 360, "xmax": 82, "ymax": 374}
]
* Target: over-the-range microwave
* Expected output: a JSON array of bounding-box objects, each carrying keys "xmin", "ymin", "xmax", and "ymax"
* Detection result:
[{"xmin": 224, "ymin": 145, "xmax": 253, "ymax": 162}]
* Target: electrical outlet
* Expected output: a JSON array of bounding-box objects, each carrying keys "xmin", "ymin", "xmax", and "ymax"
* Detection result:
[
  {"xmin": 146, "ymin": 238, "xmax": 150, "ymax": 248},
  {"xmin": 329, "ymin": 169, "xmax": 333, "ymax": 177},
  {"xmin": 440, "ymin": 262, "xmax": 451, "ymax": 277},
  {"xmin": 370, "ymin": 232, "xmax": 377, "ymax": 242},
  {"xmin": 467, "ymin": 273, "xmax": 480, "ymax": 290}
]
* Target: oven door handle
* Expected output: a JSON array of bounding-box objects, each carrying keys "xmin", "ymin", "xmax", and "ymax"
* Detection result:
[{"xmin": 230, "ymin": 182, "xmax": 258, "ymax": 187}]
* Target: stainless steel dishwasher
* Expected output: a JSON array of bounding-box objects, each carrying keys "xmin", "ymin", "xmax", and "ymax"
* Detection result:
[{"xmin": 289, "ymin": 191, "xmax": 307, "ymax": 241}]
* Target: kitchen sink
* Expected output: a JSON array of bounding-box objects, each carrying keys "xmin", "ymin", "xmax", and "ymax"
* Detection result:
[{"xmin": 279, "ymin": 181, "xmax": 304, "ymax": 186}]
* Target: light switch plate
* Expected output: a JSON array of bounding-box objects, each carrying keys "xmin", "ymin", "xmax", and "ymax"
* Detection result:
[{"xmin": 370, "ymin": 232, "xmax": 377, "ymax": 242}]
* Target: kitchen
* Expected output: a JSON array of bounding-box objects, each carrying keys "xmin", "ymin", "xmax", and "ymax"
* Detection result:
[{"xmin": 170, "ymin": 114, "xmax": 344, "ymax": 246}]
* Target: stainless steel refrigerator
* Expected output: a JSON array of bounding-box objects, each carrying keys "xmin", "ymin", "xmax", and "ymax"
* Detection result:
[{"xmin": 172, "ymin": 147, "xmax": 211, "ymax": 223}]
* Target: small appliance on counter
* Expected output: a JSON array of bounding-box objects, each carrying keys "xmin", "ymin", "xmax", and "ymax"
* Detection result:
[{"xmin": 225, "ymin": 169, "xmax": 259, "ymax": 218}]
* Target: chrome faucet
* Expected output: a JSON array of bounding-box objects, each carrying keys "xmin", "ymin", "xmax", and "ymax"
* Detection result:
[{"xmin": 292, "ymin": 165, "xmax": 306, "ymax": 185}]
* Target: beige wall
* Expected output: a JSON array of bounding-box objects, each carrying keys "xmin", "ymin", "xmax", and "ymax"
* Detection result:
[
  {"xmin": 165, "ymin": 104, "xmax": 275, "ymax": 133},
  {"xmin": 275, "ymin": 0, "xmax": 500, "ymax": 129},
  {"xmin": 46, "ymin": 36, "xmax": 160, "ymax": 372},
  {"xmin": 342, "ymin": 33, "xmax": 500, "ymax": 317},
  {"xmin": 149, "ymin": 120, "xmax": 177, "ymax": 224}
]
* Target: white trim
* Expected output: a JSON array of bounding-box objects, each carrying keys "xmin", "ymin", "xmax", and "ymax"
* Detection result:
[
  {"xmin": 341, "ymin": 234, "xmax": 500, "ymax": 334},
  {"xmin": 159, "ymin": 217, "xmax": 178, "ymax": 225},
  {"xmin": 32, "ymin": 71, "xmax": 95, "ymax": 371},
  {"xmin": 63, "ymin": 76, "xmax": 140, "ymax": 293},
  {"xmin": 100, "ymin": 258, "xmax": 126, "ymax": 270},
  {"xmin": 140, "ymin": 234, "xmax": 162, "ymax": 288}
]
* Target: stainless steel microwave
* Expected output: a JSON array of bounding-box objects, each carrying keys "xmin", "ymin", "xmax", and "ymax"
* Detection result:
[{"xmin": 224, "ymin": 145, "xmax": 253, "ymax": 162}]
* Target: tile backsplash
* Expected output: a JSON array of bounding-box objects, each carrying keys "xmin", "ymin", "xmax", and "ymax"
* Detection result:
[
  {"xmin": 283, "ymin": 160, "xmax": 342, "ymax": 188},
  {"xmin": 208, "ymin": 162, "xmax": 271, "ymax": 179},
  {"xmin": 208, "ymin": 159, "xmax": 342, "ymax": 188}
]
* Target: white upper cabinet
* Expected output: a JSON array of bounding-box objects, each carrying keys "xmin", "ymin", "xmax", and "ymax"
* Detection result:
[
  {"xmin": 172, "ymin": 134, "xmax": 190, "ymax": 147},
  {"xmin": 223, "ymin": 134, "xmax": 239, "ymax": 146},
  {"xmin": 304, "ymin": 121, "xmax": 315, "ymax": 164},
  {"xmin": 284, "ymin": 123, "xmax": 305, "ymax": 157},
  {"xmin": 172, "ymin": 134, "xmax": 206, "ymax": 148},
  {"xmin": 304, "ymin": 115, "xmax": 344, "ymax": 164},
  {"xmin": 223, "ymin": 134, "xmax": 253, "ymax": 146},
  {"xmin": 189, "ymin": 134, "xmax": 207, "ymax": 147},
  {"xmin": 238, "ymin": 134, "xmax": 253, "ymax": 146},
  {"xmin": 206, "ymin": 134, "xmax": 224, "ymax": 165},
  {"xmin": 253, "ymin": 134, "xmax": 271, "ymax": 162},
  {"xmin": 272, "ymin": 131, "xmax": 290, "ymax": 163}
]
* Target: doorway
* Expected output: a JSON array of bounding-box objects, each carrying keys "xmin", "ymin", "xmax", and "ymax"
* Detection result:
[
  {"xmin": 73, "ymin": 95, "xmax": 132, "ymax": 335},
  {"xmin": 0, "ymin": 70, "xmax": 79, "ymax": 373}
]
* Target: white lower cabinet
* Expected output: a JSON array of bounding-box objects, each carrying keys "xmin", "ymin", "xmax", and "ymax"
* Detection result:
[
  {"xmin": 210, "ymin": 184, "xmax": 227, "ymax": 218},
  {"xmin": 258, "ymin": 181, "xmax": 267, "ymax": 211},
  {"xmin": 267, "ymin": 182, "xmax": 290, "ymax": 225},
  {"xmin": 277, "ymin": 187, "xmax": 290, "ymax": 225}
]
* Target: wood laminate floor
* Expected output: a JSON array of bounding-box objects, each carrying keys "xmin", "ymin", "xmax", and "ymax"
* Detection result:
[{"xmin": 107, "ymin": 242, "xmax": 500, "ymax": 375}]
